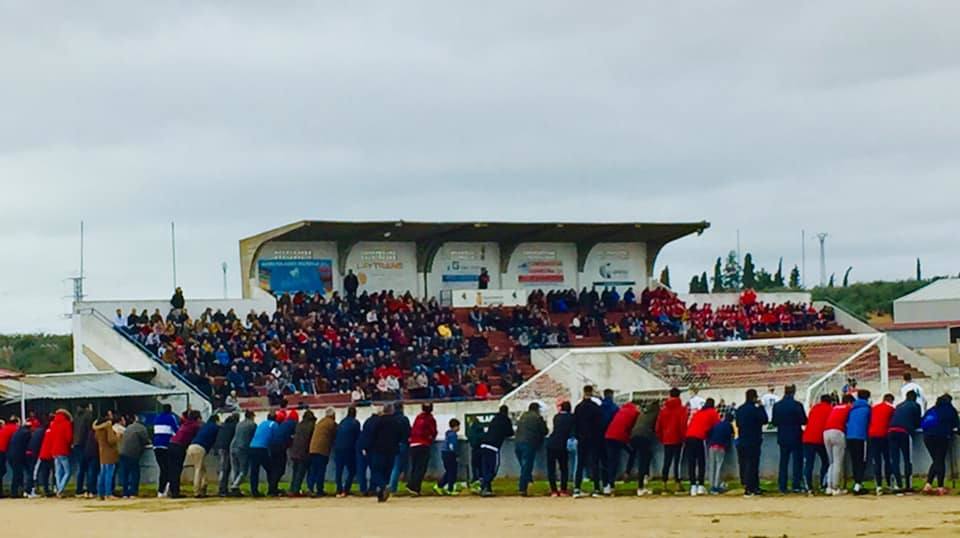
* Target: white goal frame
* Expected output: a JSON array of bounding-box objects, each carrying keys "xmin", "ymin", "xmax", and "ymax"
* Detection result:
[{"xmin": 500, "ymin": 333, "xmax": 888, "ymax": 409}]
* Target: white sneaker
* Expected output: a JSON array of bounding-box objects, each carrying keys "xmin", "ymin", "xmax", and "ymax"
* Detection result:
[
  {"xmin": 690, "ymin": 487, "xmax": 698, "ymax": 497},
  {"xmin": 602, "ymin": 485, "xmax": 613, "ymax": 496},
  {"xmin": 697, "ymin": 485, "xmax": 707, "ymax": 495},
  {"xmin": 636, "ymin": 488, "xmax": 652, "ymax": 497},
  {"xmin": 572, "ymin": 490, "xmax": 583, "ymax": 499}
]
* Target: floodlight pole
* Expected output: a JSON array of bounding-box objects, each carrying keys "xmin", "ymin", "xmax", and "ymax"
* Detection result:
[{"xmin": 816, "ymin": 233, "xmax": 828, "ymax": 287}]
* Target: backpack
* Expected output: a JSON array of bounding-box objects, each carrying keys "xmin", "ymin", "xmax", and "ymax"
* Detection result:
[{"xmin": 921, "ymin": 408, "xmax": 940, "ymax": 433}]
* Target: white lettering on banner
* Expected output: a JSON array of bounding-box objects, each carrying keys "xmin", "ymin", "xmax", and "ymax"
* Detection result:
[
  {"xmin": 270, "ymin": 249, "xmax": 314, "ymax": 260},
  {"xmin": 449, "ymin": 289, "xmax": 528, "ymax": 308},
  {"xmin": 359, "ymin": 249, "xmax": 398, "ymax": 262},
  {"xmin": 522, "ymin": 249, "xmax": 557, "ymax": 261}
]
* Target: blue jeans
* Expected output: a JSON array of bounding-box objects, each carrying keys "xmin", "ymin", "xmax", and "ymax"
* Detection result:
[
  {"xmin": 72, "ymin": 446, "xmax": 87, "ymax": 494},
  {"xmin": 888, "ymin": 431, "xmax": 912, "ymax": 488},
  {"xmin": 389, "ymin": 443, "xmax": 409, "ymax": 492},
  {"xmin": 335, "ymin": 448, "xmax": 356, "ymax": 494},
  {"xmin": 119, "ymin": 455, "xmax": 141, "ymax": 497},
  {"xmin": 308, "ymin": 454, "xmax": 329, "ymax": 495},
  {"xmin": 54, "ymin": 456, "xmax": 71, "ymax": 494},
  {"xmin": 85, "ymin": 458, "xmax": 99, "ymax": 495},
  {"xmin": 514, "ymin": 442, "xmax": 536, "ymax": 493},
  {"xmin": 439, "ymin": 451, "xmax": 458, "ymax": 491},
  {"xmin": 778, "ymin": 443, "xmax": 803, "ymax": 492},
  {"xmin": 97, "ymin": 463, "xmax": 116, "ymax": 498}
]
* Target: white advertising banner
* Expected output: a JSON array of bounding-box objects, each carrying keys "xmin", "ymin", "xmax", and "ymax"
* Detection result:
[
  {"xmin": 346, "ymin": 241, "xmax": 418, "ymax": 294},
  {"xmin": 446, "ymin": 288, "xmax": 528, "ymax": 308},
  {"xmin": 506, "ymin": 242, "xmax": 578, "ymax": 289},
  {"xmin": 429, "ymin": 241, "xmax": 500, "ymax": 292},
  {"xmin": 582, "ymin": 242, "xmax": 647, "ymax": 289}
]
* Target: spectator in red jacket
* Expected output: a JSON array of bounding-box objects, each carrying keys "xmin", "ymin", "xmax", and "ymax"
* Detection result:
[
  {"xmin": 36, "ymin": 415, "xmax": 56, "ymax": 497},
  {"xmin": 685, "ymin": 399, "xmax": 721, "ymax": 495},
  {"xmin": 405, "ymin": 403, "xmax": 437, "ymax": 495},
  {"xmin": 823, "ymin": 394, "xmax": 855, "ymax": 495},
  {"xmin": 802, "ymin": 395, "xmax": 833, "ymax": 493},
  {"xmin": 604, "ymin": 399, "xmax": 640, "ymax": 492},
  {"xmin": 869, "ymin": 393, "xmax": 896, "ymax": 493},
  {"xmin": 655, "ymin": 388, "xmax": 688, "ymax": 491},
  {"xmin": 0, "ymin": 416, "xmax": 19, "ymax": 498},
  {"xmin": 48, "ymin": 409, "xmax": 73, "ymax": 497}
]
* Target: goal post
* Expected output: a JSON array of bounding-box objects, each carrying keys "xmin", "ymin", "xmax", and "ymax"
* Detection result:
[{"xmin": 501, "ymin": 333, "xmax": 889, "ymax": 409}]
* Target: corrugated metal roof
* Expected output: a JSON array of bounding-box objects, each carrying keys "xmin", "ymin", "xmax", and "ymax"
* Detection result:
[
  {"xmin": 895, "ymin": 278, "xmax": 960, "ymax": 303},
  {"xmin": 0, "ymin": 372, "xmax": 181, "ymax": 402},
  {"xmin": 0, "ymin": 368, "xmax": 23, "ymax": 380}
]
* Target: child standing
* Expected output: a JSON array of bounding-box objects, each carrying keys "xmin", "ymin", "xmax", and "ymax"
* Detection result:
[
  {"xmin": 435, "ymin": 418, "xmax": 461, "ymax": 495},
  {"xmin": 707, "ymin": 413, "xmax": 734, "ymax": 494}
]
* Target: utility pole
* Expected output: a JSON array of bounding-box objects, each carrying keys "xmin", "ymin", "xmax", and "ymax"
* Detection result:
[
  {"xmin": 221, "ymin": 262, "xmax": 228, "ymax": 298},
  {"xmin": 171, "ymin": 222, "xmax": 177, "ymax": 290},
  {"xmin": 69, "ymin": 221, "xmax": 86, "ymax": 305},
  {"xmin": 816, "ymin": 232, "xmax": 828, "ymax": 287},
  {"xmin": 801, "ymin": 229, "xmax": 806, "ymax": 289}
]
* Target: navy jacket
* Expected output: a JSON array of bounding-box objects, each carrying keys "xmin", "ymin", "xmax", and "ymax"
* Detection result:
[
  {"xmin": 480, "ymin": 413, "xmax": 515, "ymax": 449},
  {"xmin": 771, "ymin": 395, "xmax": 807, "ymax": 446},
  {"xmin": 923, "ymin": 402, "xmax": 960, "ymax": 438},
  {"xmin": 735, "ymin": 402, "xmax": 768, "ymax": 448},
  {"xmin": 707, "ymin": 420, "xmax": 734, "ymax": 450},
  {"xmin": 7, "ymin": 426, "xmax": 31, "ymax": 463},
  {"xmin": 546, "ymin": 412, "xmax": 575, "ymax": 451},
  {"xmin": 600, "ymin": 397, "xmax": 620, "ymax": 430},
  {"xmin": 358, "ymin": 415, "xmax": 378, "ymax": 452},
  {"xmin": 574, "ymin": 399, "xmax": 604, "ymax": 445},
  {"xmin": 192, "ymin": 421, "xmax": 220, "ymax": 451},
  {"xmin": 334, "ymin": 416, "xmax": 361, "ymax": 452},
  {"xmin": 889, "ymin": 400, "xmax": 922, "ymax": 433}
]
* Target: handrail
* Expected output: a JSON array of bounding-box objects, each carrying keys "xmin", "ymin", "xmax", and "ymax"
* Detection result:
[{"xmin": 75, "ymin": 307, "xmax": 212, "ymax": 402}]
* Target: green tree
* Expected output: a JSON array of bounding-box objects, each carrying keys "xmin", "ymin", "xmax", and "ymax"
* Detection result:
[
  {"xmin": 0, "ymin": 334, "xmax": 72, "ymax": 374},
  {"xmin": 700, "ymin": 271, "xmax": 709, "ymax": 293},
  {"xmin": 722, "ymin": 250, "xmax": 742, "ymax": 290},
  {"xmin": 689, "ymin": 274, "xmax": 700, "ymax": 293},
  {"xmin": 659, "ymin": 266, "xmax": 671, "ymax": 288},
  {"xmin": 789, "ymin": 265, "xmax": 801, "ymax": 289},
  {"xmin": 812, "ymin": 278, "xmax": 933, "ymax": 318},
  {"xmin": 916, "ymin": 258, "xmax": 922, "ymax": 281},
  {"xmin": 742, "ymin": 253, "xmax": 756, "ymax": 289},
  {"xmin": 842, "ymin": 266, "xmax": 853, "ymax": 287},
  {"xmin": 712, "ymin": 258, "xmax": 724, "ymax": 292},
  {"xmin": 755, "ymin": 268, "xmax": 773, "ymax": 290},
  {"xmin": 773, "ymin": 258, "xmax": 785, "ymax": 288},
  {"xmin": 828, "ymin": 273, "xmax": 835, "ymax": 288}
]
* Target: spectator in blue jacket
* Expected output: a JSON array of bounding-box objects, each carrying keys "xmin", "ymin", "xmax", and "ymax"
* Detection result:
[
  {"xmin": 186, "ymin": 415, "xmax": 220, "ymax": 497},
  {"xmin": 334, "ymin": 406, "xmax": 361, "ymax": 497},
  {"xmin": 735, "ymin": 389, "xmax": 768, "ymax": 496},
  {"xmin": 771, "ymin": 384, "xmax": 807, "ymax": 493},
  {"xmin": 388, "ymin": 403, "xmax": 411, "ymax": 493},
  {"xmin": 921, "ymin": 393, "xmax": 960, "ymax": 495},
  {"xmin": 888, "ymin": 390, "xmax": 922, "ymax": 491},
  {"xmin": 248, "ymin": 412, "xmax": 276, "ymax": 497},
  {"xmin": 845, "ymin": 389, "xmax": 872, "ymax": 494},
  {"xmin": 357, "ymin": 409, "xmax": 379, "ymax": 495},
  {"xmin": 706, "ymin": 413, "xmax": 734, "ymax": 494},
  {"xmin": 152, "ymin": 404, "xmax": 179, "ymax": 498}
]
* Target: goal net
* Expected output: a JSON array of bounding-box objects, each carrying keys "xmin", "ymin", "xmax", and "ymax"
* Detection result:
[{"xmin": 501, "ymin": 333, "xmax": 888, "ymax": 409}]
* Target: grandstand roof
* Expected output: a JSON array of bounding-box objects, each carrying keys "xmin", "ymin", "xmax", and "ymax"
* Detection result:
[
  {"xmin": 0, "ymin": 372, "xmax": 183, "ymax": 403},
  {"xmin": 239, "ymin": 220, "xmax": 710, "ymax": 297},
  {"xmin": 895, "ymin": 278, "xmax": 960, "ymax": 303}
]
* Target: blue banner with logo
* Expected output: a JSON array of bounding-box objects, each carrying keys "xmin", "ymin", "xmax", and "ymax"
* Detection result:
[{"xmin": 258, "ymin": 259, "xmax": 333, "ymax": 294}]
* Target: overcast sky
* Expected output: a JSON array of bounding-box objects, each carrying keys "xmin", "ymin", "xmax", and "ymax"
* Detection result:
[{"xmin": 2, "ymin": 2, "xmax": 959, "ymax": 333}]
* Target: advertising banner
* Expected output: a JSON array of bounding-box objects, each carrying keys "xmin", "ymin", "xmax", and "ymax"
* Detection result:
[
  {"xmin": 446, "ymin": 288, "xmax": 528, "ymax": 308},
  {"xmin": 258, "ymin": 259, "xmax": 334, "ymax": 294}
]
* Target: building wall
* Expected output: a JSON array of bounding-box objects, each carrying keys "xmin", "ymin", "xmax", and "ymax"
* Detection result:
[
  {"xmin": 895, "ymin": 299, "xmax": 960, "ymax": 324},
  {"xmin": 885, "ymin": 327, "xmax": 949, "ymax": 350}
]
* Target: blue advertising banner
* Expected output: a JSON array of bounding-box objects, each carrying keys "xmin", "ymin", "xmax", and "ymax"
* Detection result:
[{"xmin": 258, "ymin": 259, "xmax": 333, "ymax": 294}]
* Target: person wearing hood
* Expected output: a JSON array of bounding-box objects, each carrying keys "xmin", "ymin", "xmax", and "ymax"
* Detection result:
[
  {"xmin": 309, "ymin": 407, "xmax": 338, "ymax": 496},
  {"xmin": 213, "ymin": 413, "xmax": 238, "ymax": 497},
  {"xmin": 771, "ymin": 384, "xmax": 807, "ymax": 494},
  {"xmin": 268, "ymin": 411, "xmax": 297, "ymax": 497},
  {"xmin": 514, "ymin": 402, "xmax": 548, "ymax": 496},
  {"xmin": 888, "ymin": 389, "xmax": 922, "ymax": 492},
  {"xmin": 49, "ymin": 409, "xmax": 73, "ymax": 497},
  {"xmin": 8, "ymin": 420, "xmax": 30, "ymax": 498},
  {"xmin": 845, "ymin": 389, "xmax": 872, "ymax": 495},
  {"xmin": 546, "ymin": 400, "xmax": 575, "ymax": 496},
  {"xmin": 604, "ymin": 398, "xmax": 640, "ymax": 495},
  {"xmin": 289, "ymin": 409, "xmax": 316, "ymax": 496},
  {"xmin": 628, "ymin": 400, "xmax": 660, "ymax": 496},
  {"xmin": 573, "ymin": 385, "xmax": 604, "ymax": 498},
  {"xmin": 118, "ymin": 414, "xmax": 151, "ymax": 498},
  {"xmin": 407, "ymin": 403, "xmax": 438, "ymax": 496},
  {"xmin": 334, "ymin": 406, "xmax": 361, "ymax": 497},
  {"xmin": 921, "ymin": 393, "xmax": 960, "ymax": 495},
  {"xmin": 655, "ymin": 388, "xmax": 688, "ymax": 492},
  {"xmin": 71, "ymin": 404, "xmax": 93, "ymax": 497},
  {"xmin": 706, "ymin": 411, "xmax": 735, "ymax": 494},
  {"xmin": 93, "ymin": 412, "xmax": 120, "ymax": 500}
]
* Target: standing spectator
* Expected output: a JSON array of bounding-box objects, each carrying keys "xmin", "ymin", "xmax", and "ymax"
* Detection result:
[
  {"xmin": 573, "ymin": 386, "xmax": 604, "ymax": 498},
  {"xmin": 166, "ymin": 410, "xmax": 201, "ymax": 499},
  {"xmin": 478, "ymin": 405, "xmax": 514, "ymax": 498},
  {"xmin": 900, "ymin": 372, "xmax": 925, "ymax": 410},
  {"xmin": 628, "ymin": 400, "xmax": 660, "ymax": 496},
  {"xmin": 48, "ymin": 409, "xmax": 73, "ymax": 497},
  {"xmin": 760, "ymin": 386, "xmax": 778, "ymax": 422},
  {"xmin": 388, "ymin": 403, "xmax": 411, "ymax": 494},
  {"xmin": 802, "ymin": 395, "xmax": 833, "ymax": 494},
  {"xmin": 435, "ymin": 418, "xmax": 461, "ymax": 495},
  {"xmin": 268, "ymin": 411, "xmax": 296, "ymax": 496},
  {"xmin": 888, "ymin": 390, "xmax": 922, "ymax": 492},
  {"xmin": 478, "ymin": 268, "xmax": 490, "ymax": 290},
  {"xmin": 229, "ymin": 411, "xmax": 257, "ymax": 496},
  {"xmin": 344, "ymin": 269, "xmax": 359, "ymax": 299},
  {"xmin": 357, "ymin": 407, "xmax": 380, "ymax": 496},
  {"xmin": 152, "ymin": 404, "xmax": 180, "ymax": 498},
  {"xmin": 289, "ymin": 409, "xmax": 316, "ymax": 496},
  {"xmin": 29, "ymin": 416, "xmax": 50, "ymax": 498},
  {"xmin": 93, "ymin": 413, "xmax": 119, "ymax": 500},
  {"xmin": 706, "ymin": 412, "xmax": 734, "ymax": 494},
  {"xmin": 213, "ymin": 413, "xmax": 238, "ymax": 497},
  {"xmin": 546, "ymin": 401, "xmax": 575, "ymax": 497},
  {"xmin": 514, "ymin": 402, "xmax": 548, "ymax": 496},
  {"xmin": 334, "ymin": 406, "xmax": 361, "ymax": 497},
  {"xmin": 685, "ymin": 398, "xmax": 721, "ymax": 496},
  {"xmin": 771, "ymin": 385, "xmax": 806, "ymax": 494},
  {"xmin": 467, "ymin": 417, "xmax": 486, "ymax": 487},
  {"xmin": 118, "ymin": 414, "xmax": 150, "ymax": 498},
  {"xmin": 921, "ymin": 394, "xmax": 960, "ymax": 495},
  {"xmin": 248, "ymin": 411, "xmax": 277, "ymax": 497},
  {"xmin": 81, "ymin": 427, "xmax": 99, "ymax": 499},
  {"xmin": 846, "ymin": 389, "xmax": 872, "ymax": 495},
  {"xmin": 735, "ymin": 389, "xmax": 767, "ymax": 497},
  {"xmin": 655, "ymin": 387, "xmax": 687, "ymax": 493},
  {"xmin": 369, "ymin": 403, "xmax": 406, "ymax": 503},
  {"xmin": 868, "ymin": 394, "xmax": 896, "ymax": 494},
  {"xmin": 71, "ymin": 404, "xmax": 93, "ymax": 497},
  {"xmin": 407, "ymin": 403, "xmax": 438, "ymax": 496},
  {"xmin": 170, "ymin": 287, "xmax": 185, "ymax": 314},
  {"xmin": 604, "ymin": 398, "xmax": 640, "ymax": 495},
  {"xmin": 308, "ymin": 407, "xmax": 337, "ymax": 497},
  {"xmin": 0, "ymin": 416, "xmax": 19, "ymax": 498},
  {"xmin": 823, "ymin": 394, "xmax": 854, "ymax": 496},
  {"xmin": 6, "ymin": 419, "xmax": 28, "ymax": 498},
  {"xmin": 186, "ymin": 415, "xmax": 220, "ymax": 498}
]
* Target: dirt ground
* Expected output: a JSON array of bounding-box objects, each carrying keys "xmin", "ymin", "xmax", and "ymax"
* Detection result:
[{"xmin": 2, "ymin": 495, "xmax": 958, "ymax": 538}]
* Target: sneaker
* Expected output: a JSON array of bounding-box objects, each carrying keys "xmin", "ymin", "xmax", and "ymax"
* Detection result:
[
  {"xmin": 936, "ymin": 487, "xmax": 948, "ymax": 496},
  {"xmin": 743, "ymin": 492, "xmax": 755, "ymax": 498},
  {"xmin": 559, "ymin": 490, "xmax": 571, "ymax": 497},
  {"xmin": 405, "ymin": 487, "xmax": 420, "ymax": 497},
  {"xmin": 590, "ymin": 491, "xmax": 603, "ymax": 498},
  {"xmin": 480, "ymin": 489, "xmax": 494, "ymax": 498},
  {"xmin": 602, "ymin": 485, "xmax": 613, "ymax": 496},
  {"xmin": 572, "ymin": 489, "xmax": 583, "ymax": 499},
  {"xmin": 697, "ymin": 485, "xmax": 707, "ymax": 495},
  {"xmin": 876, "ymin": 487, "xmax": 883, "ymax": 496},
  {"xmin": 636, "ymin": 488, "xmax": 647, "ymax": 497},
  {"xmin": 690, "ymin": 487, "xmax": 697, "ymax": 497},
  {"xmin": 433, "ymin": 484, "xmax": 445, "ymax": 496},
  {"xmin": 922, "ymin": 483, "xmax": 934, "ymax": 495}
]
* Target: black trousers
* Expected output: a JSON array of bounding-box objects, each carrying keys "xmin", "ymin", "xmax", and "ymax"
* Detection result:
[
  {"xmin": 470, "ymin": 445, "xmax": 482, "ymax": 482},
  {"xmin": 574, "ymin": 442, "xmax": 601, "ymax": 492},
  {"xmin": 628, "ymin": 437, "xmax": 654, "ymax": 488},
  {"xmin": 661, "ymin": 443, "xmax": 682, "ymax": 483},
  {"xmin": 847, "ymin": 439, "xmax": 867, "ymax": 484},
  {"xmin": 684, "ymin": 439, "xmax": 706, "ymax": 486},
  {"xmin": 925, "ymin": 435, "xmax": 948, "ymax": 488},
  {"xmin": 154, "ymin": 447, "xmax": 171, "ymax": 495},
  {"xmin": 407, "ymin": 445, "xmax": 431, "ymax": 494},
  {"xmin": 166, "ymin": 444, "xmax": 187, "ymax": 497},
  {"xmin": 267, "ymin": 449, "xmax": 285, "ymax": 495},
  {"xmin": 546, "ymin": 448, "xmax": 569, "ymax": 492},
  {"xmin": 887, "ymin": 431, "xmax": 912, "ymax": 488},
  {"xmin": 738, "ymin": 444, "xmax": 761, "ymax": 493}
]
